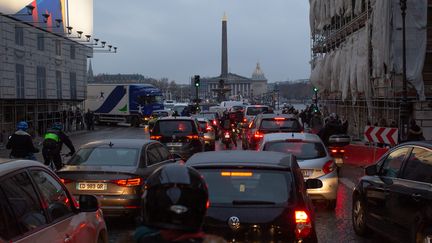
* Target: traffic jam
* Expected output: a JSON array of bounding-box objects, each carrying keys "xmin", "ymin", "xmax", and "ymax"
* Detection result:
[{"xmin": 1, "ymin": 102, "xmax": 431, "ymax": 243}]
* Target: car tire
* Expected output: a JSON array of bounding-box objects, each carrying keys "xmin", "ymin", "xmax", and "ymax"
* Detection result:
[
  {"xmin": 352, "ymin": 197, "xmax": 370, "ymax": 236},
  {"xmin": 415, "ymin": 225, "xmax": 432, "ymax": 243},
  {"xmin": 327, "ymin": 199, "xmax": 337, "ymax": 210}
]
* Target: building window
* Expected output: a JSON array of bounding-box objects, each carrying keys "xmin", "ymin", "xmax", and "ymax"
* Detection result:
[
  {"xmin": 56, "ymin": 71, "xmax": 62, "ymax": 99},
  {"xmin": 36, "ymin": 66, "xmax": 46, "ymax": 99},
  {"xmin": 37, "ymin": 33, "xmax": 44, "ymax": 51},
  {"xmin": 15, "ymin": 26, "xmax": 24, "ymax": 46},
  {"xmin": 70, "ymin": 72, "xmax": 76, "ymax": 100},
  {"xmin": 70, "ymin": 45, "xmax": 75, "ymax": 59},
  {"xmin": 55, "ymin": 40, "xmax": 62, "ymax": 56},
  {"xmin": 16, "ymin": 64, "xmax": 25, "ymax": 98}
]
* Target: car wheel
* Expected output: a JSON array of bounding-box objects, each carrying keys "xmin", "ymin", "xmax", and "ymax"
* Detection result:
[
  {"xmin": 352, "ymin": 197, "xmax": 370, "ymax": 236},
  {"xmin": 327, "ymin": 199, "xmax": 337, "ymax": 210},
  {"xmin": 415, "ymin": 226, "xmax": 432, "ymax": 243}
]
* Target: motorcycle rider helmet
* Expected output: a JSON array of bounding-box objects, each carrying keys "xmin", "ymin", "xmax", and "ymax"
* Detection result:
[
  {"xmin": 52, "ymin": 122, "xmax": 64, "ymax": 131},
  {"xmin": 17, "ymin": 121, "xmax": 28, "ymax": 131},
  {"xmin": 141, "ymin": 164, "xmax": 209, "ymax": 232}
]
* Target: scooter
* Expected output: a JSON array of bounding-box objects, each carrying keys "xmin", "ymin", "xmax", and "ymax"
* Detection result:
[{"xmin": 222, "ymin": 130, "xmax": 233, "ymax": 149}]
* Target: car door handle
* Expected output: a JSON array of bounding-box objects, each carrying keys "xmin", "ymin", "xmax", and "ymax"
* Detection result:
[{"xmin": 411, "ymin": 193, "xmax": 423, "ymax": 202}]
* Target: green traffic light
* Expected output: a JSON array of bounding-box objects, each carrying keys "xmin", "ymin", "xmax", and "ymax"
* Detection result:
[
  {"xmin": 195, "ymin": 82, "xmax": 200, "ymax": 87},
  {"xmin": 313, "ymin": 87, "xmax": 318, "ymax": 92}
]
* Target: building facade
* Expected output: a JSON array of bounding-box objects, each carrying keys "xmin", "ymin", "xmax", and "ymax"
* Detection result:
[{"xmin": 0, "ymin": 14, "xmax": 92, "ymax": 140}]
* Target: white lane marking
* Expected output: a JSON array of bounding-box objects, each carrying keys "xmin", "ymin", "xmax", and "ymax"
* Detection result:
[{"xmin": 339, "ymin": 178, "xmax": 356, "ymax": 191}]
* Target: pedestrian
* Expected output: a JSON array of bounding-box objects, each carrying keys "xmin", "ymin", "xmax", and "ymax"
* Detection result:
[
  {"xmin": 42, "ymin": 122, "xmax": 75, "ymax": 171},
  {"xmin": 67, "ymin": 107, "xmax": 74, "ymax": 132},
  {"xmin": 407, "ymin": 119, "xmax": 425, "ymax": 141},
  {"xmin": 135, "ymin": 164, "xmax": 226, "ymax": 243},
  {"xmin": 85, "ymin": 109, "xmax": 95, "ymax": 131},
  {"xmin": 309, "ymin": 111, "xmax": 323, "ymax": 134},
  {"xmin": 6, "ymin": 121, "xmax": 39, "ymax": 160},
  {"xmin": 318, "ymin": 113, "xmax": 344, "ymax": 146},
  {"xmin": 75, "ymin": 107, "xmax": 83, "ymax": 130}
]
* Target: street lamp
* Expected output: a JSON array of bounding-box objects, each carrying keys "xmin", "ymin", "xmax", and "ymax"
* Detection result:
[{"xmin": 400, "ymin": 0, "xmax": 408, "ymax": 141}]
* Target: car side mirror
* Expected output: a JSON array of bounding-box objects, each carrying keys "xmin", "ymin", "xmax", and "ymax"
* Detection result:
[
  {"xmin": 305, "ymin": 179, "xmax": 323, "ymax": 189},
  {"xmin": 365, "ymin": 164, "xmax": 378, "ymax": 176},
  {"xmin": 79, "ymin": 195, "xmax": 99, "ymax": 212}
]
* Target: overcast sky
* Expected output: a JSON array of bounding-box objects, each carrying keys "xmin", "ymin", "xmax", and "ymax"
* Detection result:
[{"xmin": 92, "ymin": 0, "xmax": 311, "ymax": 84}]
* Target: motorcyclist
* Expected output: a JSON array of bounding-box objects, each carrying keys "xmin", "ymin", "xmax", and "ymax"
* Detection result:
[
  {"xmin": 220, "ymin": 112, "xmax": 237, "ymax": 147},
  {"xmin": 318, "ymin": 113, "xmax": 345, "ymax": 146},
  {"xmin": 135, "ymin": 164, "xmax": 226, "ymax": 243},
  {"xmin": 6, "ymin": 121, "xmax": 39, "ymax": 160},
  {"xmin": 42, "ymin": 122, "xmax": 75, "ymax": 171}
]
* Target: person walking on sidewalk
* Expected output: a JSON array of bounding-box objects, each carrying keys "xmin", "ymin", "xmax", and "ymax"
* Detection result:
[
  {"xmin": 85, "ymin": 109, "xmax": 95, "ymax": 131},
  {"xmin": 6, "ymin": 121, "xmax": 39, "ymax": 160},
  {"xmin": 42, "ymin": 122, "xmax": 75, "ymax": 171}
]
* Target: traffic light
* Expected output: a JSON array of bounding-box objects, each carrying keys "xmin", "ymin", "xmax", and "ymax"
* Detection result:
[
  {"xmin": 313, "ymin": 87, "xmax": 318, "ymax": 92},
  {"xmin": 194, "ymin": 75, "xmax": 200, "ymax": 87}
]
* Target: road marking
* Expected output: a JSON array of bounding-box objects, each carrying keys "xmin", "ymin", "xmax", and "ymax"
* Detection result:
[{"xmin": 339, "ymin": 178, "xmax": 356, "ymax": 191}]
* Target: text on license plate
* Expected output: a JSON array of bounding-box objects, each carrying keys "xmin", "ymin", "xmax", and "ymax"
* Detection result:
[
  {"xmin": 77, "ymin": 183, "xmax": 107, "ymax": 191},
  {"xmin": 167, "ymin": 143, "xmax": 183, "ymax": 147},
  {"xmin": 301, "ymin": 170, "xmax": 313, "ymax": 178}
]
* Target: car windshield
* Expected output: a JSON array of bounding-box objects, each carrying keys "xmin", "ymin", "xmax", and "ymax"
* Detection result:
[
  {"xmin": 153, "ymin": 120, "xmax": 195, "ymax": 136},
  {"xmin": 198, "ymin": 169, "xmax": 292, "ymax": 205},
  {"xmin": 264, "ymin": 141, "xmax": 327, "ymax": 160},
  {"xmin": 197, "ymin": 113, "xmax": 216, "ymax": 120},
  {"xmin": 198, "ymin": 121, "xmax": 208, "ymax": 130},
  {"xmin": 246, "ymin": 107, "xmax": 269, "ymax": 116},
  {"xmin": 152, "ymin": 111, "xmax": 168, "ymax": 117},
  {"xmin": 68, "ymin": 148, "xmax": 139, "ymax": 166},
  {"xmin": 173, "ymin": 105, "xmax": 187, "ymax": 114},
  {"xmin": 260, "ymin": 119, "xmax": 301, "ymax": 131}
]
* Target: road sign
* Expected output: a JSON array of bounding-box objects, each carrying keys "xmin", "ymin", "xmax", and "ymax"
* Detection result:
[{"xmin": 364, "ymin": 126, "xmax": 398, "ymax": 146}]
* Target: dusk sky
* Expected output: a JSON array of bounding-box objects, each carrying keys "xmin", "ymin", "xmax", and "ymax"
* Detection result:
[{"xmin": 92, "ymin": 1, "xmax": 311, "ymax": 84}]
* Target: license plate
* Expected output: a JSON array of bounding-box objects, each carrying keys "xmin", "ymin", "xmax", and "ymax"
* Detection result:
[
  {"xmin": 224, "ymin": 134, "xmax": 230, "ymax": 138},
  {"xmin": 335, "ymin": 158, "xmax": 343, "ymax": 165},
  {"xmin": 167, "ymin": 143, "xmax": 183, "ymax": 147},
  {"xmin": 77, "ymin": 182, "xmax": 107, "ymax": 191},
  {"xmin": 301, "ymin": 170, "xmax": 313, "ymax": 178}
]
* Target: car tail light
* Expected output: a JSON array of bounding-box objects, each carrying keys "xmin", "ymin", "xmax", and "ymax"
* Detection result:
[
  {"xmin": 274, "ymin": 117, "xmax": 286, "ymax": 121},
  {"xmin": 213, "ymin": 120, "xmax": 218, "ymax": 126},
  {"xmin": 243, "ymin": 118, "xmax": 247, "ymax": 123},
  {"xmin": 295, "ymin": 210, "xmax": 312, "ymax": 239},
  {"xmin": 322, "ymin": 160, "xmax": 335, "ymax": 174},
  {"xmin": 206, "ymin": 125, "xmax": 213, "ymax": 131},
  {"xmin": 187, "ymin": 134, "xmax": 200, "ymax": 140},
  {"xmin": 224, "ymin": 132, "xmax": 230, "ymax": 139},
  {"xmin": 60, "ymin": 178, "xmax": 73, "ymax": 184},
  {"xmin": 150, "ymin": 135, "xmax": 161, "ymax": 140},
  {"xmin": 112, "ymin": 178, "xmax": 143, "ymax": 187},
  {"xmin": 254, "ymin": 131, "xmax": 264, "ymax": 139}
]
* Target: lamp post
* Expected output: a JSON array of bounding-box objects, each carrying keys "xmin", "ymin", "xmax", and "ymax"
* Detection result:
[{"xmin": 400, "ymin": 0, "xmax": 408, "ymax": 141}]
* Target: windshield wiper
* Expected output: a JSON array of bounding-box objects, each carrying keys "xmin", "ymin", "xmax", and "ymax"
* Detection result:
[{"xmin": 232, "ymin": 200, "xmax": 276, "ymax": 205}]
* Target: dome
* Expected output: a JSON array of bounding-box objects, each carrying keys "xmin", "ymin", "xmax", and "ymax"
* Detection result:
[{"xmin": 252, "ymin": 62, "xmax": 266, "ymax": 80}]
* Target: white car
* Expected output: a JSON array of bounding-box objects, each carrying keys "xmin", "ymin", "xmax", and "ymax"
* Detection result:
[
  {"xmin": 244, "ymin": 105, "xmax": 270, "ymax": 124},
  {"xmin": 258, "ymin": 132, "xmax": 338, "ymax": 209},
  {"xmin": 0, "ymin": 159, "xmax": 108, "ymax": 243}
]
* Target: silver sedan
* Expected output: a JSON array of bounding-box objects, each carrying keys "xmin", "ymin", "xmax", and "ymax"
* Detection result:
[{"xmin": 258, "ymin": 132, "xmax": 339, "ymax": 209}]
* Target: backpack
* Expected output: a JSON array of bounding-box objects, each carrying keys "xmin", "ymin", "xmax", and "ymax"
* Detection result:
[{"xmin": 43, "ymin": 131, "xmax": 60, "ymax": 150}]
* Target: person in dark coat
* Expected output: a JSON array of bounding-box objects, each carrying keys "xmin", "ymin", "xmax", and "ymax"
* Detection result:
[
  {"xmin": 318, "ymin": 113, "xmax": 344, "ymax": 146},
  {"xmin": 407, "ymin": 119, "xmax": 425, "ymax": 141},
  {"xmin": 6, "ymin": 121, "xmax": 39, "ymax": 160},
  {"xmin": 42, "ymin": 122, "xmax": 75, "ymax": 170}
]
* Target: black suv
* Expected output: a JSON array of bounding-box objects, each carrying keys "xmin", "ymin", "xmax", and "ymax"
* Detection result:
[
  {"xmin": 186, "ymin": 151, "xmax": 320, "ymax": 242},
  {"xmin": 352, "ymin": 141, "xmax": 432, "ymax": 243},
  {"xmin": 150, "ymin": 117, "xmax": 204, "ymax": 160},
  {"xmin": 242, "ymin": 114, "xmax": 303, "ymax": 150}
]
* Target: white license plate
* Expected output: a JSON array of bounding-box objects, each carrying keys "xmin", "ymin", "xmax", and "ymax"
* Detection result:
[
  {"xmin": 301, "ymin": 170, "xmax": 313, "ymax": 178},
  {"xmin": 77, "ymin": 182, "xmax": 107, "ymax": 191},
  {"xmin": 167, "ymin": 143, "xmax": 183, "ymax": 147},
  {"xmin": 335, "ymin": 158, "xmax": 343, "ymax": 165},
  {"xmin": 224, "ymin": 134, "xmax": 230, "ymax": 138}
]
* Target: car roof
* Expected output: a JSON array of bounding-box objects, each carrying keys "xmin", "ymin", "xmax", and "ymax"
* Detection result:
[
  {"xmin": 0, "ymin": 159, "xmax": 47, "ymax": 178},
  {"xmin": 186, "ymin": 151, "xmax": 295, "ymax": 169},
  {"xmin": 196, "ymin": 117, "xmax": 209, "ymax": 122},
  {"xmin": 257, "ymin": 113, "xmax": 297, "ymax": 119},
  {"xmin": 245, "ymin": 105, "xmax": 269, "ymax": 108},
  {"xmin": 158, "ymin": 116, "xmax": 196, "ymax": 121},
  {"xmin": 262, "ymin": 133, "xmax": 323, "ymax": 143},
  {"xmin": 80, "ymin": 139, "xmax": 153, "ymax": 149},
  {"xmin": 396, "ymin": 140, "xmax": 432, "ymax": 150}
]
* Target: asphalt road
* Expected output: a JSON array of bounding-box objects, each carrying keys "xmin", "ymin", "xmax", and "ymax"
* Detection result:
[{"xmin": 0, "ymin": 125, "xmax": 385, "ymax": 242}]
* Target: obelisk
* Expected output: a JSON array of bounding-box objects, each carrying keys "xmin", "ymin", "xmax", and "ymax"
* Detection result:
[{"xmin": 221, "ymin": 13, "xmax": 228, "ymax": 78}]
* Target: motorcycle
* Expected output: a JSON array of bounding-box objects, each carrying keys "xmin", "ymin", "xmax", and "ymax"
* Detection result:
[{"xmin": 222, "ymin": 127, "xmax": 238, "ymax": 150}]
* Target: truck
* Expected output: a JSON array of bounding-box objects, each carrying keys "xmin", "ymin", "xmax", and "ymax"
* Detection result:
[{"xmin": 85, "ymin": 84, "xmax": 164, "ymax": 127}]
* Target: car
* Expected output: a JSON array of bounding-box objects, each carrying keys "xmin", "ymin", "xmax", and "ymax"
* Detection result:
[
  {"xmin": 242, "ymin": 113, "xmax": 303, "ymax": 150},
  {"xmin": 352, "ymin": 141, "xmax": 432, "ymax": 243},
  {"xmin": 148, "ymin": 109, "xmax": 171, "ymax": 129},
  {"xmin": 172, "ymin": 103, "xmax": 188, "ymax": 115},
  {"xmin": 259, "ymin": 132, "xmax": 338, "ymax": 209},
  {"xmin": 186, "ymin": 151, "xmax": 320, "ymax": 243},
  {"xmin": 196, "ymin": 118, "xmax": 216, "ymax": 151},
  {"xmin": 57, "ymin": 139, "xmax": 177, "ymax": 218},
  {"xmin": 194, "ymin": 111, "xmax": 221, "ymax": 138},
  {"xmin": 0, "ymin": 159, "xmax": 108, "ymax": 243},
  {"xmin": 243, "ymin": 105, "xmax": 270, "ymax": 124},
  {"xmin": 150, "ymin": 116, "xmax": 204, "ymax": 159}
]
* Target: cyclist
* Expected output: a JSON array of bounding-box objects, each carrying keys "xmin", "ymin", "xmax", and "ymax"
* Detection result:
[
  {"xmin": 135, "ymin": 164, "xmax": 226, "ymax": 243},
  {"xmin": 6, "ymin": 121, "xmax": 39, "ymax": 160},
  {"xmin": 42, "ymin": 122, "xmax": 75, "ymax": 171}
]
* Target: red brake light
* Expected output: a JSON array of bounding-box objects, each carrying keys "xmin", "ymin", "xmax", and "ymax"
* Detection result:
[
  {"xmin": 274, "ymin": 117, "xmax": 286, "ymax": 121},
  {"xmin": 322, "ymin": 160, "xmax": 335, "ymax": 174},
  {"xmin": 60, "ymin": 178, "xmax": 73, "ymax": 184},
  {"xmin": 295, "ymin": 210, "xmax": 312, "ymax": 239},
  {"xmin": 150, "ymin": 135, "xmax": 161, "ymax": 140},
  {"xmin": 206, "ymin": 125, "xmax": 212, "ymax": 131},
  {"xmin": 243, "ymin": 118, "xmax": 247, "ymax": 123},
  {"xmin": 187, "ymin": 135, "xmax": 200, "ymax": 140},
  {"xmin": 213, "ymin": 120, "xmax": 217, "ymax": 125},
  {"xmin": 254, "ymin": 131, "xmax": 264, "ymax": 139},
  {"xmin": 112, "ymin": 178, "xmax": 143, "ymax": 187}
]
